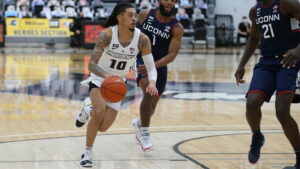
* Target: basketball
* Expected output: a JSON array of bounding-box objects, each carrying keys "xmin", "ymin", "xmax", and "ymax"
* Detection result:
[{"xmin": 100, "ymin": 76, "xmax": 127, "ymax": 103}]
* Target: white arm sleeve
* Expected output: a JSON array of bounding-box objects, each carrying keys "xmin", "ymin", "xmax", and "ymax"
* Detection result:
[{"xmin": 142, "ymin": 53, "xmax": 157, "ymax": 81}]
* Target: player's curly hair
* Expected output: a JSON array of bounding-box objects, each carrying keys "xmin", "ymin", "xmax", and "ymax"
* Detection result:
[{"xmin": 104, "ymin": 3, "xmax": 134, "ymax": 27}]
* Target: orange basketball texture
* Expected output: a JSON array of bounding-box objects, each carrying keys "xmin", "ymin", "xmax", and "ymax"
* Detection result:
[{"xmin": 100, "ymin": 76, "xmax": 127, "ymax": 103}]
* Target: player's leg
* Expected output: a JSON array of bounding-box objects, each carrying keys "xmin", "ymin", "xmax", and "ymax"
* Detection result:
[
  {"xmin": 246, "ymin": 93, "xmax": 265, "ymax": 164},
  {"xmin": 276, "ymin": 68, "xmax": 300, "ymax": 168},
  {"xmin": 133, "ymin": 67, "xmax": 166, "ymax": 151},
  {"xmin": 98, "ymin": 105, "xmax": 119, "ymax": 132},
  {"xmin": 246, "ymin": 93, "xmax": 264, "ymax": 133},
  {"xmin": 276, "ymin": 93, "xmax": 300, "ymax": 162},
  {"xmin": 139, "ymin": 77, "xmax": 160, "ymax": 127},
  {"xmin": 246, "ymin": 64, "xmax": 276, "ymax": 164},
  {"xmin": 80, "ymin": 84, "xmax": 107, "ymax": 167},
  {"xmin": 76, "ymin": 97, "xmax": 92, "ymax": 127},
  {"xmin": 133, "ymin": 77, "xmax": 160, "ymax": 150},
  {"xmin": 76, "ymin": 81, "xmax": 94, "ymax": 128},
  {"xmin": 138, "ymin": 67, "xmax": 166, "ymax": 128}
]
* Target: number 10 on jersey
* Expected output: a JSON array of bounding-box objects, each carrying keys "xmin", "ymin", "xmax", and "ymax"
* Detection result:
[{"xmin": 110, "ymin": 59, "xmax": 127, "ymax": 70}]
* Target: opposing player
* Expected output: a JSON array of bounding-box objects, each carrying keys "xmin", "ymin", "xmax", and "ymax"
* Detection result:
[
  {"xmin": 235, "ymin": 0, "xmax": 300, "ymax": 167},
  {"xmin": 75, "ymin": 3, "xmax": 158, "ymax": 167},
  {"xmin": 131, "ymin": 0, "xmax": 184, "ymax": 151}
]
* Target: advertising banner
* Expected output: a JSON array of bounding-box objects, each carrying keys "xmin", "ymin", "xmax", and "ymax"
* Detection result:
[{"xmin": 5, "ymin": 18, "xmax": 73, "ymax": 37}]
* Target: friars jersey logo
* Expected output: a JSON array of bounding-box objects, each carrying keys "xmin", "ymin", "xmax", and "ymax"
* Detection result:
[{"xmin": 106, "ymin": 50, "xmax": 135, "ymax": 59}]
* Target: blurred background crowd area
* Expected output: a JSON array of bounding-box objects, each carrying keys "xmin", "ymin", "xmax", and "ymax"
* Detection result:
[
  {"xmin": 0, "ymin": 0, "xmax": 209, "ymax": 22},
  {"xmin": 0, "ymin": 0, "xmax": 224, "ymax": 49}
]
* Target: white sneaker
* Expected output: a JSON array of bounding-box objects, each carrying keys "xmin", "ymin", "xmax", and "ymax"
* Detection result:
[
  {"xmin": 140, "ymin": 131, "xmax": 154, "ymax": 151},
  {"xmin": 132, "ymin": 119, "xmax": 141, "ymax": 144},
  {"xmin": 76, "ymin": 98, "xmax": 92, "ymax": 128},
  {"xmin": 80, "ymin": 150, "xmax": 93, "ymax": 167}
]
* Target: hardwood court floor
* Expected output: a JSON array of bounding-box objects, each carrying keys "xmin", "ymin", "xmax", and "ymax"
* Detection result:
[{"xmin": 0, "ymin": 47, "xmax": 299, "ymax": 169}]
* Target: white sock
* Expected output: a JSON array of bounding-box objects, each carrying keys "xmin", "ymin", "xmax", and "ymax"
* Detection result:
[
  {"xmin": 140, "ymin": 127, "xmax": 149, "ymax": 134},
  {"xmin": 85, "ymin": 147, "xmax": 93, "ymax": 153},
  {"xmin": 137, "ymin": 119, "xmax": 141, "ymax": 126},
  {"xmin": 83, "ymin": 147, "xmax": 93, "ymax": 160}
]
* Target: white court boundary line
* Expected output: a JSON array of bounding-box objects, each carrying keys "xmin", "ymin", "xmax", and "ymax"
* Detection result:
[{"xmin": 0, "ymin": 124, "xmax": 282, "ymax": 139}]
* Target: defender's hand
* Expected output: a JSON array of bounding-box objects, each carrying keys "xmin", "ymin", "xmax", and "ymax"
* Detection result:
[
  {"xmin": 281, "ymin": 48, "xmax": 300, "ymax": 69},
  {"xmin": 235, "ymin": 66, "xmax": 246, "ymax": 86},
  {"xmin": 146, "ymin": 80, "xmax": 158, "ymax": 96}
]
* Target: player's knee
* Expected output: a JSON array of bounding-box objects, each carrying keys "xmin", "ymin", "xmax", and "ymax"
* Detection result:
[
  {"xmin": 246, "ymin": 94, "xmax": 263, "ymax": 112},
  {"xmin": 246, "ymin": 100, "xmax": 259, "ymax": 112},
  {"xmin": 98, "ymin": 127, "xmax": 108, "ymax": 132},
  {"xmin": 275, "ymin": 108, "xmax": 291, "ymax": 124}
]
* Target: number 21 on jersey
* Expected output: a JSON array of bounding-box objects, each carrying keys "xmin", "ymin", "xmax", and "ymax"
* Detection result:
[
  {"xmin": 262, "ymin": 24, "xmax": 275, "ymax": 39},
  {"xmin": 110, "ymin": 59, "xmax": 127, "ymax": 70}
]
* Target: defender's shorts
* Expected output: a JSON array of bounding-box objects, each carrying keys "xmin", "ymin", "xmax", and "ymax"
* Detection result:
[
  {"xmin": 136, "ymin": 58, "xmax": 167, "ymax": 95},
  {"xmin": 247, "ymin": 56, "xmax": 299, "ymax": 102}
]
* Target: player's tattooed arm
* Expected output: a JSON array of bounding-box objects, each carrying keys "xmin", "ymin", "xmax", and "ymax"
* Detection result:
[
  {"xmin": 138, "ymin": 9, "xmax": 150, "ymax": 25},
  {"xmin": 138, "ymin": 33, "xmax": 158, "ymax": 96},
  {"xmin": 138, "ymin": 33, "xmax": 152, "ymax": 55},
  {"xmin": 88, "ymin": 29, "xmax": 112, "ymax": 78},
  {"xmin": 137, "ymin": 33, "xmax": 152, "ymax": 74}
]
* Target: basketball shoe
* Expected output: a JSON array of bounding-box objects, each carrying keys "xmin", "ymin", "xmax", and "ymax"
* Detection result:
[
  {"xmin": 132, "ymin": 119, "xmax": 141, "ymax": 143},
  {"xmin": 140, "ymin": 130, "xmax": 154, "ymax": 151},
  {"xmin": 76, "ymin": 98, "xmax": 92, "ymax": 128},
  {"xmin": 80, "ymin": 149, "xmax": 93, "ymax": 167},
  {"xmin": 248, "ymin": 132, "xmax": 265, "ymax": 164},
  {"xmin": 132, "ymin": 119, "xmax": 154, "ymax": 151}
]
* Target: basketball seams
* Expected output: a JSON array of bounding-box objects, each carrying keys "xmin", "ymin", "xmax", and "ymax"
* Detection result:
[
  {"xmin": 101, "ymin": 85, "xmax": 126, "ymax": 96},
  {"xmin": 100, "ymin": 76, "xmax": 127, "ymax": 103},
  {"xmin": 100, "ymin": 87, "xmax": 111, "ymax": 101}
]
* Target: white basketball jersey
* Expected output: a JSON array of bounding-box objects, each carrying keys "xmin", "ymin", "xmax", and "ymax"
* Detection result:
[{"xmin": 90, "ymin": 25, "xmax": 141, "ymax": 82}]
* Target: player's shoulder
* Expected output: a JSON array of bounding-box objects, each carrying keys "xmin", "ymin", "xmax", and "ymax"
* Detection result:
[
  {"xmin": 172, "ymin": 22, "xmax": 184, "ymax": 35},
  {"xmin": 280, "ymin": 0, "xmax": 300, "ymax": 13},
  {"xmin": 139, "ymin": 32, "xmax": 150, "ymax": 42},
  {"xmin": 138, "ymin": 32, "xmax": 151, "ymax": 50},
  {"xmin": 281, "ymin": 0, "xmax": 299, "ymax": 5},
  {"xmin": 138, "ymin": 8, "xmax": 152, "ymax": 23},
  {"xmin": 249, "ymin": 5, "xmax": 257, "ymax": 20},
  {"xmin": 96, "ymin": 27, "xmax": 112, "ymax": 46},
  {"xmin": 249, "ymin": 5, "xmax": 257, "ymax": 13},
  {"xmin": 100, "ymin": 27, "xmax": 112, "ymax": 38},
  {"xmin": 139, "ymin": 8, "xmax": 151, "ymax": 17}
]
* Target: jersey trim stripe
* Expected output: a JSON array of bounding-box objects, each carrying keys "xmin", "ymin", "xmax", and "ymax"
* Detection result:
[{"xmin": 292, "ymin": 29, "xmax": 300, "ymax": 33}]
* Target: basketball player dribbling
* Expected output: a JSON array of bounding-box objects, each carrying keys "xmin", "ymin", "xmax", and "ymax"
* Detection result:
[
  {"xmin": 235, "ymin": 0, "xmax": 300, "ymax": 167},
  {"xmin": 74, "ymin": 3, "xmax": 158, "ymax": 167},
  {"xmin": 131, "ymin": 0, "xmax": 184, "ymax": 151}
]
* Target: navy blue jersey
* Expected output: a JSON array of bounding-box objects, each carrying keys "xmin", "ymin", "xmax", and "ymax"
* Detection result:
[
  {"xmin": 256, "ymin": 0, "xmax": 300, "ymax": 57},
  {"xmin": 137, "ymin": 9, "xmax": 179, "ymax": 62}
]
